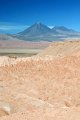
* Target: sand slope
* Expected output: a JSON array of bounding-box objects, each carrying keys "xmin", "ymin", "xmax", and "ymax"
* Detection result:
[
  {"xmin": 0, "ymin": 40, "xmax": 80, "ymax": 119},
  {"xmin": 38, "ymin": 40, "xmax": 80, "ymax": 56}
]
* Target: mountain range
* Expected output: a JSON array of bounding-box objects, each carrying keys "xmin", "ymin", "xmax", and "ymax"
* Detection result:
[{"xmin": 1, "ymin": 22, "xmax": 80, "ymax": 41}]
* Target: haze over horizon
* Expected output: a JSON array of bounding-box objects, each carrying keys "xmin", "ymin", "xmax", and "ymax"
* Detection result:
[{"xmin": 0, "ymin": 0, "xmax": 80, "ymax": 34}]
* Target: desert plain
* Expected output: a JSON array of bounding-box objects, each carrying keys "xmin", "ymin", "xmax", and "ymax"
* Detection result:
[{"xmin": 0, "ymin": 40, "xmax": 80, "ymax": 120}]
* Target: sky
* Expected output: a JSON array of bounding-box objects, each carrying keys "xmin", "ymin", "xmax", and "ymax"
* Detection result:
[{"xmin": 0, "ymin": 0, "xmax": 80, "ymax": 33}]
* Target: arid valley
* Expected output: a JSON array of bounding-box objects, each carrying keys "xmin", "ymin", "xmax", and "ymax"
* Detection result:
[
  {"xmin": 1, "ymin": 0, "xmax": 80, "ymax": 119},
  {"xmin": 0, "ymin": 40, "xmax": 80, "ymax": 120}
]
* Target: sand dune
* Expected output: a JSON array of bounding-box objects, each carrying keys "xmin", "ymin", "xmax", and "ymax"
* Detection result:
[
  {"xmin": 38, "ymin": 40, "xmax": 80, "ymax": 56},
  {"xmin": 0, "ymin": 40, "xmax": 80, "ymax": 119}
]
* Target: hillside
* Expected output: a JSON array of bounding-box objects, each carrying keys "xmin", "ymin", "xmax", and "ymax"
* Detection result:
[
  {"xmin": 0, "ymin": 34, "xmax": 50, "ymax": 49},
  {"xmin": 0, "ymin": 34, "xmax": 19, "ymax": 41},
  {"xmin": 1, "ymin": 23, "xmax": 80, "ymax": 42},
  {"xmin": 14, "ymin": 23, "xmax": 80, "ymax": 41},
  {"xmin": 0, "ymin": 40, "xmax": 50, "ymax": 49},
  {"xmin": 0, "ymin": 40, "xmax": 80, "ymax": 119},
  {"xmin": 38, "ymin": 40, "xmax": 80, "ymax": 56}
]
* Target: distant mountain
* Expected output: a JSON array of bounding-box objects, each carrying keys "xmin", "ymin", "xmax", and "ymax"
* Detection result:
[
  {"xmin": 18, "ymin": 22, "xmax": 51, "ymax": 35},
  {"xmin": 52, "ymin": 26, "xmax": 79, "ymax": 35},
  {"xmin": 52, "ymin": 26, "xmax": 74, "ymax": 32},
  {"xmin": 14, "ymin": 22, "xmax": 52, "ymax": 41},
  {"xmin": 1, "ymin": 22, "xmax": 80, "ymax": 42},
  {"xmin": 13, "ymin": 23, "xmax": 80, "ymax": 41},
  {"xmin": 0, "ymin": 34, "xmax": 19, "ymax": 41}
]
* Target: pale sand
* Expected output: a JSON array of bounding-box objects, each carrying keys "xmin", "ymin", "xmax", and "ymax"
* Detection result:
[{"xmin": 0, "ymin": 40, "xmax": 80, "ymax": 119}]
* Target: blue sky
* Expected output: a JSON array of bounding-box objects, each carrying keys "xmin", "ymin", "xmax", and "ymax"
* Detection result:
[{"xmin": 0, "ymin": 0, "xmax": 80, "ymax": 33}]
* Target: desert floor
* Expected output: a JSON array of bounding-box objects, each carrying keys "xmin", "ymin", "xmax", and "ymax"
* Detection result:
[{"xmin": 0, "ymin": 40, "xmax": 80, "ymax": 120}]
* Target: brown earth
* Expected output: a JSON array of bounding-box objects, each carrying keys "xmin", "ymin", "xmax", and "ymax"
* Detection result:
[{"xmin": 0, "ymin": 40, "xmax": 80, "ymax": 119}]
